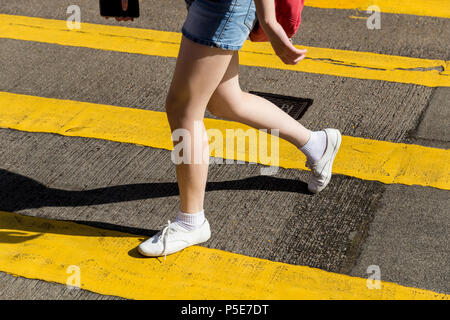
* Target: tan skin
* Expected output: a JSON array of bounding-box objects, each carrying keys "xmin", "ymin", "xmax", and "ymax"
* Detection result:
[{"xmin": 105, "ymin": 0, "xmax": 312, "ymax": 213}]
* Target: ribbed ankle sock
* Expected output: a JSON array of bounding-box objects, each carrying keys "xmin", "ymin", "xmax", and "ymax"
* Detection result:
[
  {"xmin": 299, "ymin": 130, "xmax": 327, "ymax": 162},
  {"xmin": 173, "ymin": 209, "xmax": 206, "ymax": 231}
]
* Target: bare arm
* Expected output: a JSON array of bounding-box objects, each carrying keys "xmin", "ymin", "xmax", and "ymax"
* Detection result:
[{"xmin": 254, "ymin": 0, "xmax": 306, "ymax": 65}]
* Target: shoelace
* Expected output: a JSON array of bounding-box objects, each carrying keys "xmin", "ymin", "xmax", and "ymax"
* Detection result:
[{"xmin": 158, "ymin": 220, "xmax": 172, "ymax": 260}]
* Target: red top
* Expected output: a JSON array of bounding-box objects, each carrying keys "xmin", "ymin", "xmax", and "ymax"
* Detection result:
[{"xmin": 250, "ymin": 0, "xmax": 305, "ymax": 42}]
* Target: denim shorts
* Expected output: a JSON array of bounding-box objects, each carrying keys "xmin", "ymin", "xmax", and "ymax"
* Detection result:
[{"xmin": 182, "ymin": 0, "xmax": 257, "ymax": 50}]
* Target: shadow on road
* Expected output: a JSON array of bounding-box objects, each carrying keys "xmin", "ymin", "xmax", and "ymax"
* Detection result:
[
  {"xmin": 0, "ymin": 168, "xmax": 310, "ymax": 247},
  {"xmin": 0, "ymin": 168, "xmax": 310, "ymax": 212}
]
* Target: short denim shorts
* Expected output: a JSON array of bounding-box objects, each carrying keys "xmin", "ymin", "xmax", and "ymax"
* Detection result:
[{"xmin": 182, "ymin": 0, "xmax": 257, "ymax": 50}]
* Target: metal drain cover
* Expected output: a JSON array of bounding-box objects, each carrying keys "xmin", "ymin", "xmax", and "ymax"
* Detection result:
[{"xmin": 249, "ymin": 91, "xmax": 313, "ymax": 120}]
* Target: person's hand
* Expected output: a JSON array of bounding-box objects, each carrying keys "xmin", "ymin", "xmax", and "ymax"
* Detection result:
[
  {"xmin": 104, "ymin": 0, "xmax": 134, "ymax": 21},
  {"xmin": 261, "ymin": 21, "xmax": 307, "ymax": 65}
]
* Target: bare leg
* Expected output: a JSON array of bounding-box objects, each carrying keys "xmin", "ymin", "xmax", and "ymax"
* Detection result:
[
  {"xmin": 207, "ymin": 52, "xmax": 311, "ymax": 148},
  {"xmin": 165, "ymin": 36, "xmax": 233, "ymax": 214},
  {"xmin": 139, "ymin": 38, "xmax": 335, "ymax": 258}
]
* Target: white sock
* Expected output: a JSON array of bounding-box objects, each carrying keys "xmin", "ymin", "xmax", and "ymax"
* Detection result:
[
  {"xmin": 173, "ymin": 209, "xmax": 205, "ymax": 231},
  {"xmin": 300, "ymin": 130, "xmax": 327, "ymax": 162}
]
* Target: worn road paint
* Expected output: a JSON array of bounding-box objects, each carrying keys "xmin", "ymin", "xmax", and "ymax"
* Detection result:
[
  {"xmin": 0, "ymin": 14, "xmax": 449, "ymax": 87},
  {"xmin": 304, "ymin": 0, "xmax": 450, "ymax": 19},
  {"xmin": 0, "ymin": 211, "xmax": 447, "ymax": 299},
  {"xmin": 0, "ymin": 91, "xmax": 448, "ymax": 190}
]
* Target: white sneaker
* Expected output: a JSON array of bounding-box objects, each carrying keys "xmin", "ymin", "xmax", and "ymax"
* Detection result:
[
  {"xmin": 138, "ymin": 219, "xmax": 211, "ymax": 258},
  {"xmin": 305, "ymin": 128, "xmax": 342, "ymax": 194}
]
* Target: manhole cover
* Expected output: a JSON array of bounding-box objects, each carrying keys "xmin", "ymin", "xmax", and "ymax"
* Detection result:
[{"xmin": 249, "ymin": 91, "xmax": 313, "ymax": 120}]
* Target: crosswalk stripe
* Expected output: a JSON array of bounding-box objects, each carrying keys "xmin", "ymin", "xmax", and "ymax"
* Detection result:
[
  {"xmin": 0, "ymin": 210, "xmax": 447, "ymax": 299},
  {"xmin": 1, "ymin": 91, "xmax": 448, "ymax": 190},
  {"xmin": 304, "ymin": 0, "xmax": 450, "ymax": 19},
  {"xmin": 1, "ymin": 14, "xmax": 449, "ymax": 87}
]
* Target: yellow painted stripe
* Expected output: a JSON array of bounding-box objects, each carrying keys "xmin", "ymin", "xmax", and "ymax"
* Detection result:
[
  {"xmin": 1, "ymin": 211, "xmax": 447, "ymax": 299},
  {"xmin": 1, "ymin": 14, "xmax": 449, "ymax": 87},
  {"xmin": 305, "ymin": 0, "xmax": 450, "ymax": 19},
  {"xmin": 1, "ymin": 91, "xmax": 449, "ymax": 190}
]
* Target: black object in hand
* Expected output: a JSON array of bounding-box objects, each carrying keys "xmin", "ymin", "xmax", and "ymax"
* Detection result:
[{"xmin": 99, "ymin": 0, "xmax": 140, "ymax": 18}]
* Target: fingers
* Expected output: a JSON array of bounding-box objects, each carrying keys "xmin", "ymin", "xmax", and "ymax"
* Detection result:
[
  {"xmin": 114, "ymin": 16, "xmax": 134, "ymax": 21},
  {"xmin": 105, "ymin": 16, "xmax": 134, "ymax": 21},
  {"xmin": 286, "ymin": 47, "xmax": 307, "ymax": 65},
  {"xmin": 271, "ymin": 37, "xmax": 307, "ymax": 65},
  {"xmin": 276, "ymin": 41, "xmax": 307, "ymax": 65},
  {"xmin": 107, "ymin": 0, "xmax": 130, "ymax": 21},
  {"xmin": 279, "ymin": 50, "xmax": 306, "ymax": 65},
  {"xmin": 292, "ymin": 47, "xmax": 307, "ymax": 55},
  {"xmin": 280, "ymin": 55, "xmax": 300, "ymax": 65},
  {"xmin": 293, "ymin": 53, "xmax": 306, "ymax": 64},
  {"xmin": 103, "ymin": 0, "xmax": 133, "ymax": 22},
  {"xmin": 121, "ymin": 0, "xmax": 129, "ymax": 11},
  {"xmin": 293, "ymin": 49, "xmax": 307, "ymax": 63}
]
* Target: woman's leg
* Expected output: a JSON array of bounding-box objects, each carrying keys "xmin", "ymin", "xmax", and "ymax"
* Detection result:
[
  {"xmin": 207, "ymin": 52, "xmax": 341, "ymax": 195},
  {"xmin": 165, "ymin": 36, "xmax": 234, "ymax": 214},
  {"xmin": 207, "ymin": 52, "xmax": 312, "ymax": 148},
  {"xmin": 138, "ymin": 36, "xmax": 234, "ymax": 257}
]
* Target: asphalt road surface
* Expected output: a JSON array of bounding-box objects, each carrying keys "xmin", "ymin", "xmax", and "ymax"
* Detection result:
[{"xmin": 0, "ymin": 0, "xmax": 448, "ymax": 299}]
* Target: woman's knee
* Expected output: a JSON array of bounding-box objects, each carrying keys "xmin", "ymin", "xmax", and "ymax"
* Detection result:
[
  {"xmin": 207, "ymin": 90, "xmax": 243, "ymax": 119},
  {"xmin": 165, "ymin": 89, "xmax": 192, "ymax": 122},
  {"xmin": 165, "ymin": 90, "xmax": 183, "ymax": 113},
  {"xmin": 165, "ymin": 91, "xmax": 207, "ymax": 130},
  {"xmin": 207, "ymin": 98, "xmax": 227, "ymax": 118}
]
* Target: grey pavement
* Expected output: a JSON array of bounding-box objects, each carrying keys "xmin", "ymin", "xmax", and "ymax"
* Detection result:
[
  {"xmin": 351, "ymin": 184, "xmax": 450, "ymax": 293},
  {"xmin": 0, "ymin": 272, "xmax": 123, "ymax": 300},
  {"xmin": 0, "ymin": 0, "xmax": 449, "ymax": 298},
  {"xmin": 413, "ymin": 87, "xmax": 450, "ymax": 149}
]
